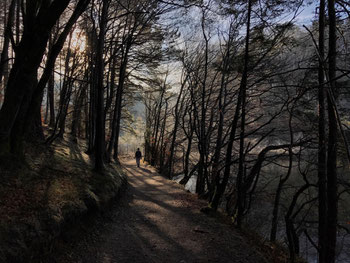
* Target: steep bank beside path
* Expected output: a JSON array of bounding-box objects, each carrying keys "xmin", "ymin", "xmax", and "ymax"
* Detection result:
[{"xmin": 44, "ymin": 158, "xmax": 268, "ymax": 263}]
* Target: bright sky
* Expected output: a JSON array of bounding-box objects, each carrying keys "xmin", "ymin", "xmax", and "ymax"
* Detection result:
[{"xmin": 295, "ymin": 2, "xmax": 318, "ymax": 25}]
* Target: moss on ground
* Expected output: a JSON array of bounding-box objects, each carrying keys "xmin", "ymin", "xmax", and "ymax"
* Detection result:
[{"xmin": 0, "ymin": 136, "xmax": 126, "ymax": 262}]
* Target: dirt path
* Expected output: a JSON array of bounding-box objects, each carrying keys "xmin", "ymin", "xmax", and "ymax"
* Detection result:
[{"xmin": 44, "ymin": 159, "xmax": 267, "ymax": 263}]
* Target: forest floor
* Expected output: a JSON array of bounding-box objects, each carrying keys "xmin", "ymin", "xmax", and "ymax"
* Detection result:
[
  {"xmin": 0, "ymin": 137, "xmax": 125, "ymax": 262},
  {"xmin": 38, "ymin": 158, "xmax": 277, "ymax": 263}
]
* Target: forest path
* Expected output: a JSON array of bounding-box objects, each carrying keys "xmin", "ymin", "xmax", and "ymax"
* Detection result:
[{"xmin": 44, "ymin": 158, "xmax": 267, "ymax": 263}]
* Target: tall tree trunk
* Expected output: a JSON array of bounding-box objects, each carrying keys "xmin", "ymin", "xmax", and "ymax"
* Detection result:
[
  {"xmin": 87, "ymin": 58, "xmax": 96, "ymax": 153},
  {"xmin": 94, "ymin": 0, "xmax": 109, "ymax": 172},
  {"xmin": 210, "ymin": 0, "xmax": 252, "ymax": 213},
  {"xmin": 326, "ymin": 0, "xmax": 338, "ymax": 261},
  {"xmin": 317, "ymin": 0, "xmax": 327, "ymax": 262},
  {"xmin": 86, "ymin": 16, "xmax": 98, "ymax": 154},
  {"xmin": 107, "ymin": 44, "xmax": 130, "ymax": 162},
  {"xmin": 236, "ymin": 0, "xmax": 252, "ymax": 227},
  {"xmin": 196, "ymin": 8, "xmax": 209, "ymax": 196},
  {"xmin": 210, "ymin": 39, "xmax": 230, "ymax": 202}
]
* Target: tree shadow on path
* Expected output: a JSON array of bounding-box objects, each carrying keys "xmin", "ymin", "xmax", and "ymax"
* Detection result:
[{"xmin": 38, "ymin": 159, "xmax": 268, "ymax": 263}]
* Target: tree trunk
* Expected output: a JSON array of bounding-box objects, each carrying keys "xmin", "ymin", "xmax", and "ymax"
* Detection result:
[
  {"xmin": 270, "ymin": 103, "xmax": 295, "ymax": 241},
  {"xmin": 46, "ymin": 30, "xmax": 75, "ymax": 143},
  {"xmin": 57, "ymin": 82, "xmax": 73, "ymax": 138},
  {"xmin": 104, "ymin": 53, "xmax": 117, "ymax": 119},
  {"xmin": 326, "ymin": 0, "xmax": 338, "ymax": 261},
  {"xmin": 210, "ymin": 91, "xmax": 242, "ymax": 210},
  {"xmin": 196, "ymin": 8, "xmax": 209, "ymax": 196},
  {"xmin": 317, "ymin": 0, "xmax": 328, "ymax": 261},
  {"xmin": 94, "ymin": 0, "xmax": 109, "ymax": 172},
  {"xmin": 0, "ymin": 0, "xmax": 15, "ymax": 86},
  {"xmin": 167, "ymin": 79, "xmax": 185, "ymax": 178},
  {"xmin": 150, "ymin": 77, "xmax": 167, "ymax": 165},
  {"xmin": 46, "ymin": 76, "xmax": 73, "ymax": 144},
  {"xmin": 71, "ymin": 84, "xmax": 86, "ymax": 141},
  {"xmin": 179, "ymin": 113, "xmax": 194, "ymax": 185},
  {"xmin": 236, "ymin": 0, "xmax": 252, "ymax": 228},
  {"xmin": 210, "ymin": 38, "xmax": 230, "ymax": 202},
  {"xmin": 159, "ymin": 99, "xmax": 168, "ymax": 171},
  {"xmin": 107, "ymin": 44, "xmax": 130, "ymax": 162},
  {"xmin": 285, "ymin": 184, "xmax": 310, "ymax": 261},
  {"xmin": 210, "ymin": 0, "xmax": 252, "ymax": 213},
  {"xmin": 87, "ymin": 21, "xmax": 98, "ymax": 154},
  {"xmin": 15, "ymin": 0, "xmax": 20, "ymax": 44},
  {"xmin": 47, "ymin": 68, "xmax": 55, "ymax": 128}
]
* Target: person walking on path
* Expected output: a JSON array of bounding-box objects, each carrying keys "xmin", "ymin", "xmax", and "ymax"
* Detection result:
[{"xmin": 135, "ymin": 148, "xmax": 142, "ymax": 167}]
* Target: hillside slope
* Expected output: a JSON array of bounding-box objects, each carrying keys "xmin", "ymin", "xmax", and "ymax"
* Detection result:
[{"xmin": 0, "ymin": 138, "xmax": 126, "ymax": 262}]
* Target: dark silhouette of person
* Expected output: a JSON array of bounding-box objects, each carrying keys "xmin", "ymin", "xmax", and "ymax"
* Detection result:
[{"xmin": 135, "ymin": 148, "xmax": 142, "ymax": 167}]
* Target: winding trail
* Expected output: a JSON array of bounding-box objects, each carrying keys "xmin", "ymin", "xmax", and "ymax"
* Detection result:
[{"xmin": 46, "ymin": 159, "xmax": 267, "ymax": 263}]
